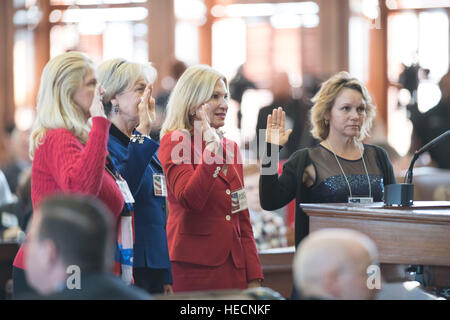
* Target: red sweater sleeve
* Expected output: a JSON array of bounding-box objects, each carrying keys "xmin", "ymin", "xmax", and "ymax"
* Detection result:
[
  {"xmin": 41, "ymin": 117, "xmax": 111, "ymax": 195},
  {"xmin": 159, "ymin": 130, "xmax": 224, "ymax": 212}
]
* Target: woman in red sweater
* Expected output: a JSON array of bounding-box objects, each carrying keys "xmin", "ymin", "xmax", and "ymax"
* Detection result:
[
  {"xmin": 159, "ymin": 65, "xmax": 263, "ymax": 292},
  {"xmin": 12, "ymin": 52, "xmax": 124, "ymax": 297}
]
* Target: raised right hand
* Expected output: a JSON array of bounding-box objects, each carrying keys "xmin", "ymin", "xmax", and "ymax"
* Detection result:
[
  {"xmin": 136, "ymin": 83, "xmax": 155, "ymax": 135},
  {"xmin": 89, "ymin": 84, "xmax": 107, "ymax": 118},
  {"xmin": 197, "ymin": 103, "xmax": 212, "ymax": 134},
  {"xmin": 197, "ymin": 103, "xmax": 221, "ymax": 149},
  {"xmin": 265, "ymin": 107, "xmax": 292, "ymax": 146}
]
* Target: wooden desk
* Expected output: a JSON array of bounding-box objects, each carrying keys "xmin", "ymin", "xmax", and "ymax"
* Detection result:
[
  {"xmin": 257, "ymin": 202, "xmax": 450, "ymax": 298},
  {"xmin": 258, "ymin": 247, "xmax": 295, "ymax": 298},
  {"xmin": 300, "ymin": 202, "xmax": 450, "ymax": 266},
  {"xmin": 301, "ymin": 202, "xmax": 450, "ymax": 288}
]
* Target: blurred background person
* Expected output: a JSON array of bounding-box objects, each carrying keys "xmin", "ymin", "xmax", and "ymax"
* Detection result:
[
  {"xmin": 255, "ymin": 72, "xmax": 320, "ymax": 235},
  {"xmin": 14, "ymin": 167, "xmax": 32, "ymax": 234},
  {"xmin": 229, "ymin": 65, "xmax": 257, "ymax": 130},
  {"xmin": 1, "ymin": 127, "xmax": 31, "ymax": 195},
  {"xmin": 255, "ymin": 72, "xmax": 314, "ymax": 160},
  {"xmin": 23, "ymin": 194, "xmax": 151, "ymax": 300},
  {"xmin": 98, "ymin": 58, "xmax": 173, "ymax": 295},
  {"xmin": 155, "ymin": 59, "xmax": 188, "ymax": 110},
  {"xmin": 0, "ymin": 126, "xmax": 32, "ymax": 241},
  {"xmin": 152, "ymin": 59, "xmax": 188, "ymax": 141},
  {"xmin": 12, "ymin": 52, "xmax": 124, "ymax": 297},
  {"xmin": 0, "ymin": 168, "xmax": 19, "ymax": 240},
  {"xmin": 0, "ymin": 169, "xmax": 17, "ymax": 208},
  {"xmin": 0, "ymin": 124, "xmax": 16, "ymax": 168},
  {"xmin": 408, "ymin": 70, "xmax": 450, "ymax": 169},
  {"xmin": 293, "ymin": 228, "xmax": 379, "ymax": 300},
  {"xmin": 1, "ymin": 167, "xmax": 31, "ymax": 243},
  {"xmin": 159, "ymin": 65, "xmax": 263, "ymax": 293},
  {"xmin": 243, "ymin": 164, "xmax": 287, "ymax": 251}
]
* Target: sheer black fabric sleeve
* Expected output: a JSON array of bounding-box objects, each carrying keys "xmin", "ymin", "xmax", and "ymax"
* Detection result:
[
  {"xmin": 259, "ymin": 143, "xmax": 302, "ymax": 211},
  {"xmin": 374, "ymin": 145, "xmax": 396, "ymax": 185}
]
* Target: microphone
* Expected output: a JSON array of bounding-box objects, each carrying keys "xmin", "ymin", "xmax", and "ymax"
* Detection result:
[
  {"xmin": 406, "ymin": 130, "xmax": 450, "ymax": 184},
  {"xmin": 385, "ymin": 130, "xmax": 450, "ymax": 206}
]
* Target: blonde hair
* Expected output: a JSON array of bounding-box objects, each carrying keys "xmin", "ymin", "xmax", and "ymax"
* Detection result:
[
  {"xmin": 97, "ymin": 58, "xmax": 157, "ymax": 116},
  {"xmin": 30, "ymin": 52, "xmax": 94, "ymax": 158},
  {"xmin": 310, "ymin": 71, "xmax": 376, "ymax": 141},
  {"xmin": 160, "ymin": 65, "xmax": 228, "ymax": 138}
]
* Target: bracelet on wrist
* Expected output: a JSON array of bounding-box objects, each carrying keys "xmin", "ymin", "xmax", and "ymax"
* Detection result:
[{"xmin": 131, "ymin": 133, "xmax": 151, "ymax": 144}]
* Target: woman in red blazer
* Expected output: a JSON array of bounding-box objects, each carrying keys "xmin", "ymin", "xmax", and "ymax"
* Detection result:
[{"xmin": 159, "ymin": 65, "xmax": 263, "ymax": 293}]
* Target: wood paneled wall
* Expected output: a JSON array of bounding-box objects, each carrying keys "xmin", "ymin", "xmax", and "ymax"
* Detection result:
[
  {"xmin": 146, "ymin": 0, "xmax": 175, "ymax": 92},
  {"xmin": 0, "ymin": 0, "xmax": 403, "ymax": 159},
  {"xmin": 0, "ymin": 0, "xmax": 15, "ymax": 164},
  {"xmin": 316, "ymin": 0, "xmax": 349, "ymax": 76},
  {"xmin": 367, "ymin": 0, "xmax": 388, "ymax": 128},
  {"xmin": 34, "ymin": 0, "xmax": 51, "ymax": 109}
]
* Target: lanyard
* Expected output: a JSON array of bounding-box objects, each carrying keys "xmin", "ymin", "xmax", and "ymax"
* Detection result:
[
  {"xmin": 105, "ymin": 155, "xmax": 133, "ymax": 213},
  {"xmin": 105, "ymin": 155, "xmax": 121, "ymax": 180},
  {"xmin": 326, "ymin": 140, "xmax": 372, "ymax": 198},
  {"xmin": 148, "ymin": 156, "xmax": 163, "ymax": 175}
]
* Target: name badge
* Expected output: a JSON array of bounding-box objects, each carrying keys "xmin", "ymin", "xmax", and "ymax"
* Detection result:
[
  {"xmin": 231, "ymin": 188, "xmax": 248, "ymax": 214},
  {"xmin": 116, "ymin": 179, "xmax": 135, "ymax": 204},
  {"xmin": 153, "ymin": 174, "xmax": 168, "ymax": 197},
  {"xmin": 348, "ymin": 196, "xmax": 373, "ymax": 204}
]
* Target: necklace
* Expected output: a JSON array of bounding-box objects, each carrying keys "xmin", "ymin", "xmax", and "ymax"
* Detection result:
[{"xmin": 326, "ymin": 139, "xmax": 372, "ymax": 199}]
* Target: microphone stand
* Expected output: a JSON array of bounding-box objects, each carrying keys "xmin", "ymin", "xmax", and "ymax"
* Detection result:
[
  {"xmin": 384, "ymin": 130, "xmax": 450, "ymax": 206},
  {"xmin": 385, "ymin": 131, "xmax": 450, "ymax": 287}
]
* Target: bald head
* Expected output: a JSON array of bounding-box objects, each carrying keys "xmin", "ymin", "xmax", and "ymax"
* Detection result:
[{"xmin": 293, "ymin": 229, "xmax": 378, "ymax": 300}]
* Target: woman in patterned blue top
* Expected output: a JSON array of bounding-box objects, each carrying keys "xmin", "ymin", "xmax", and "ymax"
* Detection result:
[{"xmin": 98, "ymin": 59, "xmax": 172, "ymax": 295}]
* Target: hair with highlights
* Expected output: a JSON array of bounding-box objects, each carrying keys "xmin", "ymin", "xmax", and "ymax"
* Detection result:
[
  {"xmin": 160, "ymin": 65, "xmax": 228, "ymax": 138},
  {"xmin": 30, "ymin": 52, "xmax": 94, "ymax": 158},
  {"xmin": 310, "ymin": 71, "xmax": 376, "ymax": 141}
]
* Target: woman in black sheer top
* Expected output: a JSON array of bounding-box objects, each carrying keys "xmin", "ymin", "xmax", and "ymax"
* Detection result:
[{"xmin": 259, "ymin": 71, "xmax": 396, "ymax": 249}]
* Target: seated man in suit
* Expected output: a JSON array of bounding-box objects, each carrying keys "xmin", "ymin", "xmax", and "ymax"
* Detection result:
[
  {"xmin": 293, "ymin": 228, "xmax": 379, "ymax": 300},
  {"xmin": 22, "ymin": 194, "xmax": 151, "ymax": 300}
]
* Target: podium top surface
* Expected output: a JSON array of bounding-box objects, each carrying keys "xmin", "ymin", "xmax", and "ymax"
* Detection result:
[{"xmin": 300, "ymin": 201, "xmax": 450, "ymax": 224}]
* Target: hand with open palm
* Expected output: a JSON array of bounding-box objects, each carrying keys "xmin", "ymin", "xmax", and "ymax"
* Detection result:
[
  {"xmin": 136, "ymin": 83, "xmax": 155, "ymax": 135},
  {"xmin": 89, "ymin": 84, "xmax": 106, "ymax": 118},
  {"xmin": 265, "ymin": 107, "xmax": 293, "ymax": 146}
]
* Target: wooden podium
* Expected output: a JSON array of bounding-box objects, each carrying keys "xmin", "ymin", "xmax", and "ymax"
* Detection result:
[{"xmin": 301, "ymin": 201, "xmax": 450, "ymax": 289}]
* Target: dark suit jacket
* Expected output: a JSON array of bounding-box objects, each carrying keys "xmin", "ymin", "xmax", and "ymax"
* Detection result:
[
  {"xmin": 409, "ymin": 100, "xmax": 450, "ymax": 169},
  {"xmin": 18, "ymin": 273, "xmax": 152, "ymax": 300}
]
